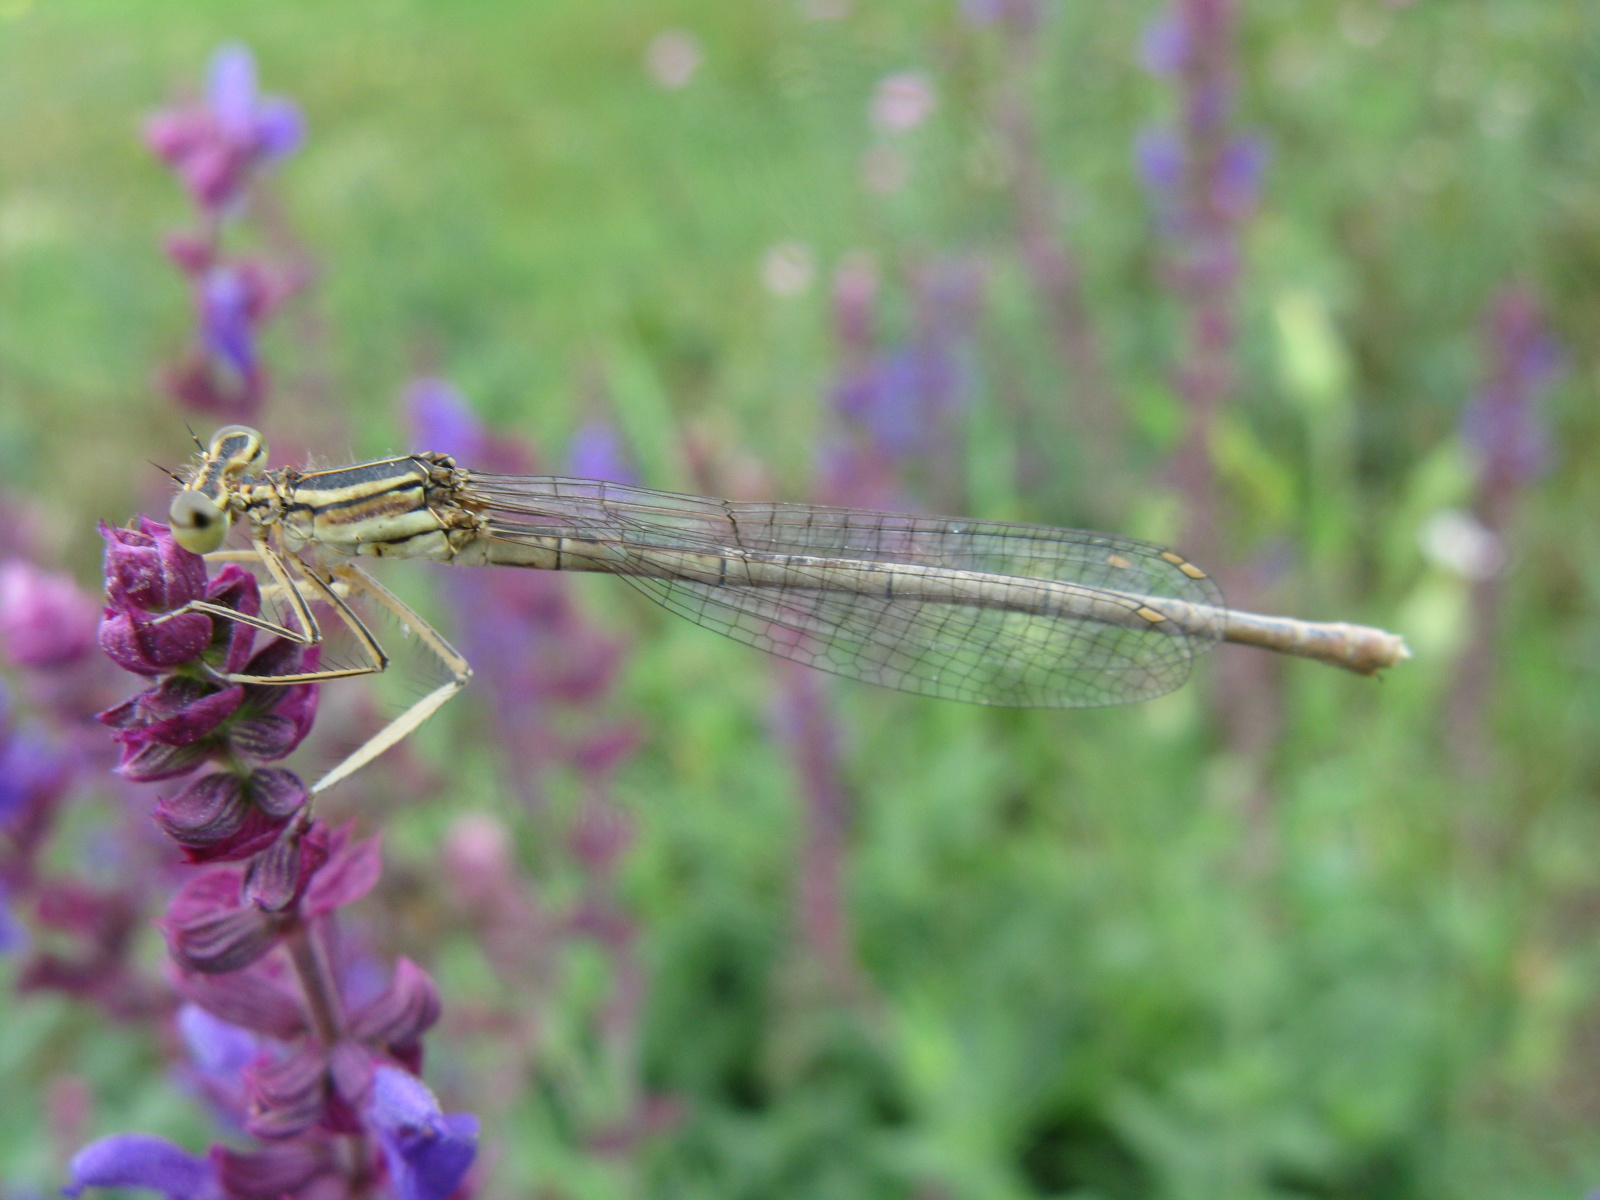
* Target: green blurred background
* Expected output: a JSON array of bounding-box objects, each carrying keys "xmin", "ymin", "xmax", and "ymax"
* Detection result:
[{"xmin": 3, "ymin": 0, "xmax": 1600, "ymax": 1197}]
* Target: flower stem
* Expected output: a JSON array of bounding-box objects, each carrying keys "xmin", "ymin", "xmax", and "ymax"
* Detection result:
[{"xmin": 285, "ymin": 919, "xmax": 346, "ymax": 1044}]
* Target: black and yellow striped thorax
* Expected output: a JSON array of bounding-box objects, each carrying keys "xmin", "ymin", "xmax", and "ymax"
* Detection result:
[{"xmin": 248, "ymin": 454, "xmax": 480, "ymax": 563}]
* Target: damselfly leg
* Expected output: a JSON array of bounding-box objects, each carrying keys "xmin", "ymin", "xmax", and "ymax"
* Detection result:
[{"xmin": 159, "ymin": 542, "xmax": 471, "ymax": 797}]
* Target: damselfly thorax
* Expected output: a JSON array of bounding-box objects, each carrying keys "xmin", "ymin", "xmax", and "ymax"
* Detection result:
[{"xmin": 159, "ymin": 424, "xmax": 1411, "ymax": 798}]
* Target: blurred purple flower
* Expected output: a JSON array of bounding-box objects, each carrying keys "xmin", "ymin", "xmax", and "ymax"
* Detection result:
[
  {"xmin": 145, "ymin": 44, "xmax": 304, "ymax": 213},
  {"xmin": 0, "ymin": 561, "xmax": 99, "ymax": 670},
  {"xmin": 207, "ymin": 45, "xmax": 304, "ymax": 159},
  {"xmin": 1134, "ymin": 127, "xmax": 1185, "ymax": 205},
  {"xmin": 827, "ymin": 258, "xmax": 982, "ymax": 488},
  {"xmin": 1213, "ymin": 135, "xmax": 1268, "ymax": 218},
  {"xmin": 1463, "ymin": 287, "xmax": 1562, "ymax": 498},
  {"xmin": 0, "ymin": 881, "xmax": 25, "ymax": 953},
  {"xmin": 63, "ymin": 1133, "xmax": 222, "ymax": 1200},
  {"xmin": 406, "ymin": 380, "xmax": 631, "ymax": 793},
  {"xmin": 0, "ymin": 720, "xmax": 73, "ymax": 828},
  {"xmin": 407, "ymin": 377, "xmax": 486, "ymax": 461},
  {"xmin": 200, "ymin": 267, "xmax": 260, "ymax": 380},
  {"xmin": 567, "ymin": 421, "xmax": 637, "ymax": 484},
  {"xmin": 1140, "ymin": 13, "xmax": 1189, "ymax": 74},
  {"xmin": 369, "ymin": 1065, "xmax": 479, "ymax": 1200}
]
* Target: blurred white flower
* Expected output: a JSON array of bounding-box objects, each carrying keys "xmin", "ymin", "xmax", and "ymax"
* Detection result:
[
  {"xmin": 645, "ymin": 30, "xmax": 702, "ymax": 90},
  {"xmin": 1419, "ymin": 509, "xmax": 1504, "ymax": 582},
  {"xmin": 870, "ymin": 71, "xmax": 936, "ymax": 134},
  {"xmin": 761, "ymin": 242, "xmax": 816, "ymax": 296}
]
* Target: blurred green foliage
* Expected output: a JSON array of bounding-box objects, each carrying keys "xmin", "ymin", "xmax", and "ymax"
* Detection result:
[{"xmin": 3, "ymin": 0, "xmax": 1600, "ymax": 1197}]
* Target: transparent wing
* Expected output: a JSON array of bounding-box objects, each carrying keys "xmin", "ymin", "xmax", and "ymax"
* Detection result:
[{"xmin": 462, "ymin": 474, "xmax": 1227, "ymax": 708}]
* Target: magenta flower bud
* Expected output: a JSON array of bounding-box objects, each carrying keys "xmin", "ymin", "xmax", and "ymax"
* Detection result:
[
  {"xmin": 163, "ymin": 232, "xmax": 214, "ymax": 275},
  {"xmin": 101, "ymin": 678, "xmax": 245, "ymax": 748},
  {"xmin": 0, "ymin": 560, "xmax": 100, "ymax": 669},
  {"xmin": 112, "ymin": 737, "xmax": 212, "ymax": 783},
  {"xmin": 101, "ymin": 519, "xmax": 209, "ymax": 613},
  {"xmin": 243, "ymin": 1046, "xmax": 327, "ymax": 1140},
  {"xmin": 230, "ymin": 641, "xmax": 320, "ymax": 762},
  {"xmin": 99, "ymin": 605, "xmax": 213, "ymax": 675},
  {"xmin": 214, "ymin": 1141, "xmax": 334, "ymax": 1200},
  {"xmin": 203, "ymin": 564, "xmax": 262, "ymax": 673},
  {"xmin": 350, "ymin": 958, "xmax": 442, "ymax": 1069},
  {"xmin": 155, "ymin": 768, "xmax": 305, "ymax": 863},
  {"xmin": 174, "ymin": 962, "xmax": 308, "ymax": 1041},
  {"xmin": 327, "ymin": 1039, "xmax": 376, "ymax": 1113},
  {"xmin": 144, "ymin": 109, "xmax": 211, "ymax": 163},
  {"xmin": 163, "ymin": 868, "xmax": 284, "ymax": 974}
]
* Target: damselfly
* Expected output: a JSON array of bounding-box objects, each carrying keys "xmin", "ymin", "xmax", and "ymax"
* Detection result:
[{"xmin": 158, "ymin": 425, "xmax": 1410, "ymax": 795}]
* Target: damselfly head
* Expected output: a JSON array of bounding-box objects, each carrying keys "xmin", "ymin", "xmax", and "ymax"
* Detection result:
[
  {"xmin": 207, "ymin": 425, "xmax": 270, "ymax": 477},
  {"xmin": 168, "ymin": 425, "xmax": 269, "ymax": 554}
]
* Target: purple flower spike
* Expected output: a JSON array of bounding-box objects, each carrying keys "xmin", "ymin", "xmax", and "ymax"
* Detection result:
[
  {"xmin": 101, "ymin": 519, "xmax": 209, "ymax": 614},
  {"xmin": 1464, "ymin": 286, "xmax": 1562, "ymax": 496},
  {"xmin": 369, "ymin": 1065, "xmax": 479, "ymax": 1200},
  {"xmin": 0, "ymin": 561, "xmax": 99, "ymax": 669},
  {"xmin": 63, "ymin": 1133, "xmax": 222, "ymax": 1200}
]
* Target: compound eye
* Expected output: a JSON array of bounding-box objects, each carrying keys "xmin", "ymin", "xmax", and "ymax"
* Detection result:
[
  {"xmin": 208, "ymin": 424, "xmax": 268, "ymax": 475},
  {"xmin": 169, "ymin": 490, "xmax": 231, "ymax": 554}
]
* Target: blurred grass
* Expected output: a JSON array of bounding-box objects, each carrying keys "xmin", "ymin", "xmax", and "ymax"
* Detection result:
[{"xmin": 4, "ymin": 1, "xmax": 1600, "ymax": 1198}]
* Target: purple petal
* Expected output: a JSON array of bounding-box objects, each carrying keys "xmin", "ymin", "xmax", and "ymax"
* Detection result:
[
  {"xmin": 63, "ymin": 1133, "xmax": 222, "ymax": 1200},
  {"xmin": 177, "ymin": 1002, "xmax": 259, "ymax": 1080},
  {"xmin": 207, "ymin": 44, "xmax": 259, "ymax": 141},
  {"xmin": 369, "ymin": 1066, "xmax": 479, "ymax": 1200},
  {"xmin": 406, "ymin": 378, "xmax": 485, "ymax": 460},
  {"xmin": 252, "ymin": 98, "xmax": 304, "ymax": 159},
  {"xmin": 200, "ymin": 267, "xmax": 258, "ymax": 379},
  {"xmin": 349, "ymin": 958, "xmax": 442, "ymax": 1055}
]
